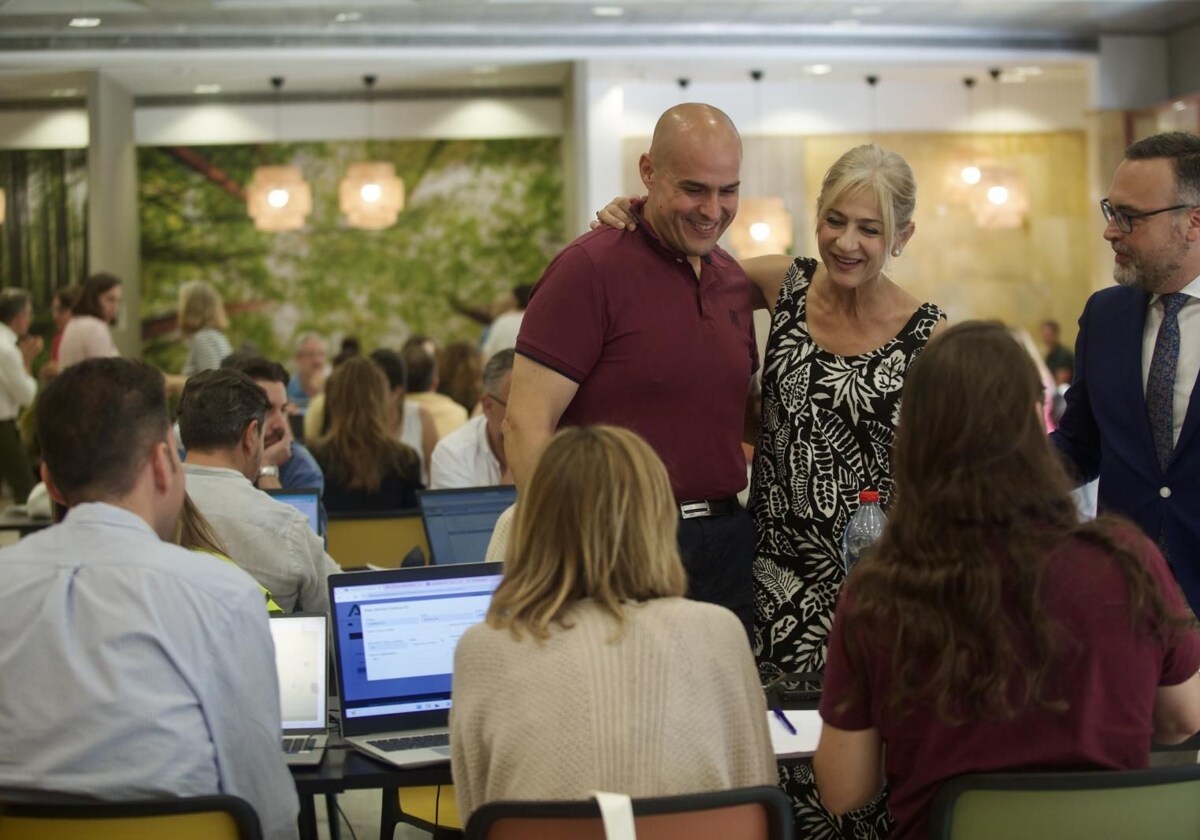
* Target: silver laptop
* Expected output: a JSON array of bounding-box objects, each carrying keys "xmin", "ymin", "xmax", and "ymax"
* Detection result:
[
  {"xmin": 328, "ymin": 563, "xmax": 503, "ymax": 768},
  {"xmin": 269, "ymin": 613, "xmax": 330, "ymax": 767}
]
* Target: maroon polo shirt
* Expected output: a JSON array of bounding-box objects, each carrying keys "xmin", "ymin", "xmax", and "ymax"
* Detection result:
[{"xmin": 516, "ymin": 207, "xmax": 757, "ymax": 502}]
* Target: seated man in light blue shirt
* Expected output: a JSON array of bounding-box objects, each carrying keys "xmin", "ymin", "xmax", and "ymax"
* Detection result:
[
  {"xmin": 180, "ymin": 368, "xmax": 340, "ymax": 613},
  {"xmin": 0, "ymin": 357, "xmax": 298, "ymax": 840}
]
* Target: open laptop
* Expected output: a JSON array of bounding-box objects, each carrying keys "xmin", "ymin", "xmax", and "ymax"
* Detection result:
[
  {"xmin": 328, "ymin": 563, "xmax": 504, "ymax": 768},
  {"xmin": 269, "ymin": 613, "xmax": 330, "ymax": 767},
  {"xmin": 417, "ymin": 486, "xmax": 517, "ymax": 565},
  {"xmin": 265, "ymin": 487, "xmax": 322, "ymax": 537}
]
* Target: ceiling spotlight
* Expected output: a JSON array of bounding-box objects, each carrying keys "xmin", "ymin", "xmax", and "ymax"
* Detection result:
[
  {"xmin": 592, "ymin": 6, "xmax": 625, "ymax": 17},
  {"xmin": 51, "ymin": 88, "xmax": 80, "ymax": 98},
  {"xmin": 334, "ymin": 12, "xmax": 362, "ymax": 23},
  {"xmin": 805, "ymin": 64, "xmax": 833, "ymax": 76},
  {"xmin": 850, "ymin": 5, "xmax": 883, "ymax": 15},
  {"xmin": 68, "ymin": 17, "xmax": 101, "ymax": 28},
  {"xmin": 193, "ymin": 84, "xmax": 222, "ymax": 95}
]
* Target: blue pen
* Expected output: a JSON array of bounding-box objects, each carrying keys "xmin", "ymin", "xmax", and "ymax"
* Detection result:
[{"xmin": 772, "ymin": 708, "xmax": 797, "ymax": 735}]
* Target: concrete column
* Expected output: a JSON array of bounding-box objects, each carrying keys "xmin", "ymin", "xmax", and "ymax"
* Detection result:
[
  {"xmin": 86, "ymin": 72, "xmax": 140, "ymax": 358},
  {"xmin": 565, "ymin": 61, "xmax": 625, "ymax": 242}
]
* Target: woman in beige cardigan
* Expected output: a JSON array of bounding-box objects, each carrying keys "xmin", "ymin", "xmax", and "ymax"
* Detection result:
[{"xmin": 450, "ymin": 425, "xmax": 775, "ymax": 820}]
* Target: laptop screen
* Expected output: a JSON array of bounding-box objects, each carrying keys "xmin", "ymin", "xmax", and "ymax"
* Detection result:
[
  {"xmin": 268, "ymin": 613, "xmax": 328, "ymax": 732},
  {"xmin": 418, "ymin": 486, "xmax": 517, "ymax": 565},
  {"xmin": 328, "ymin": 563, "xmax": 503, "ymax": 736},
  {"xmin": 266, "ymin": 487, "xmax": 322, "ymax": 537}
]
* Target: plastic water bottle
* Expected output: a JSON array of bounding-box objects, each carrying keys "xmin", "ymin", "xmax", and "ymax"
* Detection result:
[{"xmin": 842, "ymin": 489, "xmax": 886, "ymax": 575}]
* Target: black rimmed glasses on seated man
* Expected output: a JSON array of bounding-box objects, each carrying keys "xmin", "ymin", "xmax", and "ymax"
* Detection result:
[{"xmin": 1100, "ymin": 197, "xmax": 1199, "ymax": 234}]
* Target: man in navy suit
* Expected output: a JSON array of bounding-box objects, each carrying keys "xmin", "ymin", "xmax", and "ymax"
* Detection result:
[{"xmin": 1052, "ymin": 132, "xmax": 1200, "ymax": 614}]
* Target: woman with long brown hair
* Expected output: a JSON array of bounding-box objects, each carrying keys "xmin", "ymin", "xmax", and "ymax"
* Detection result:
[
  {"xmin": 813, "ymin": 321, "xmax": 1200, "ymax": 839},
  {"xmin": 309, "ymin": 355, "xmax": 422, "ymax": 513}
]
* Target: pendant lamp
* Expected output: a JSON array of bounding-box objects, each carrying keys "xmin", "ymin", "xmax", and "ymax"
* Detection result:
[
  {"xmin": 339, "ymin": 75, "xmax": 404, "ymax": 230},
  {"xmin": 246, "ymin": 77, "xmax": 312, "ymax": 232},
  {"xmin": 727, "ymin": 70, "xmax": 793, "ymax": 258}
]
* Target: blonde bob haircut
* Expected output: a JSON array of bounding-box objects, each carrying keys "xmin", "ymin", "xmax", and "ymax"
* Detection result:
[
  {"xmin": 816, "ymin": 143, "xmax": 917, "ymax": 255},
  {"xmin": 177, "ymin": 280, "xmax": 229, "ymax": 336},
  {"xmin": 486, "ymin": 425, "xmax": 687, "ymax": 640}
]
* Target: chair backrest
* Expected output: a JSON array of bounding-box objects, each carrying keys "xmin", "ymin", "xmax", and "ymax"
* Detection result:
[
  {"xmin": 325, "ymin": 509, "xmax": 429, "ymax": 569},
  {"xmin": 464, "ymin": 786, "xmax": 793, "ymax": 840},
  {"xmin": 929, "ymin": 764, "xmax": 1200, "ymax": 840},
  {"xmin": 0, "ymin": 792, "xmax": 263, "ymax": 840}
]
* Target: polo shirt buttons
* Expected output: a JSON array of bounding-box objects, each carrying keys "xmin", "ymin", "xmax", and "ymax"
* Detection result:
[{"xmin": 1160, "ymin": 486, "xmax": 1172, "ymax": 498}]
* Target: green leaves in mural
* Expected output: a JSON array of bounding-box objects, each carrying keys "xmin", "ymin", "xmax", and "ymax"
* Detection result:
[{"xmin": 138, "ymin": 137, "xmax": 564, "ymax": 371}]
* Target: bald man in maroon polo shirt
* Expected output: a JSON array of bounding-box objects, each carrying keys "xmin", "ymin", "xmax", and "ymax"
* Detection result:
[{"xmin": 505, "ymin": 103, "xmax": 758, "ymax": 634}]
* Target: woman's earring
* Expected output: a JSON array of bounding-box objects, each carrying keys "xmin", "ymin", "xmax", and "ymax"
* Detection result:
[{"xmin": 891, "ymin": 247, "xmax": 902, "ymax": 257}]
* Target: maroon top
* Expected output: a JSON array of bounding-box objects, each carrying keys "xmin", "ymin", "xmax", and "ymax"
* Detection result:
[
  {"xmin": 516, "ymin": 207, "xmax": 756, "ymax": 502},
  {"xmin": 820, "ymin": 527, "xmax": 1200, "ymax": 840}
]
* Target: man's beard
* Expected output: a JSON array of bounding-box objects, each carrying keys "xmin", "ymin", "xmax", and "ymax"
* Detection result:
[{"xmin": 1113, "ymin": 240, "xmax": 1187, "ymax": 295}]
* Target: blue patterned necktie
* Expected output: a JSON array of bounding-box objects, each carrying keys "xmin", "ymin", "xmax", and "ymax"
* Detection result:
[{"xmin": 1146, "ymin": 292, "xmax": 1189, "ymax": 472}]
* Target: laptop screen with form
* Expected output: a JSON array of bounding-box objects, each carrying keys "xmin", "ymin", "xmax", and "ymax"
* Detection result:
[
  {"xmin": 418, "ymin": 486, "xmax": 516, "ymax": 565},
  {"xmin": 329, "ymin": 563, "xmax": 503, "ymax": 736},
  {"xmin": 268, "ymin": 613, "xmax": 328, "ymax": 732}
]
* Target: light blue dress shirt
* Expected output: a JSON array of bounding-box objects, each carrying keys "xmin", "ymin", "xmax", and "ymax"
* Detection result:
[{"xmin": 0, "ymin": 502, "xmax": 299, "ymax": 840}]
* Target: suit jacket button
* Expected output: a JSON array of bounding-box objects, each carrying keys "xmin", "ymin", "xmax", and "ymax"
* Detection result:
[{"xmin": 1160, "ymin": 486, "xmax": 1172, "ymax": 498}]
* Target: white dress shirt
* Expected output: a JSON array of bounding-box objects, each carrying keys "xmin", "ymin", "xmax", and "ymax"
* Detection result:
[
  {"xmin": 429, "ymin": 414, "xmax": 501, "ymax": 489},
  {"xmin": 184, "ymin": 464, "xmax": 341, "ymax": 613},
  {"xmin": 1142, "ymin": 274, "xmax": 1200, "ymax": 446},
  {"xmin": 0, "ymin": 321, "xmax": 36, "ymax": 420},
  {"xmin": 0, "ymin": 503, "xmax": 298, "ymax": 840}
]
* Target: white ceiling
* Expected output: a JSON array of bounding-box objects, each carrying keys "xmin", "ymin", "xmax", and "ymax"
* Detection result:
[{"xmin": 0, "ymin": 0, "xmax": 1194, "ymax": 101}]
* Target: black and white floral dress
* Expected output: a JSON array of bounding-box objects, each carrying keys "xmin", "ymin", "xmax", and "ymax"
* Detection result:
[{"xmin": 750, "ymin": 256, "xmax": 944, "ymax": 839}]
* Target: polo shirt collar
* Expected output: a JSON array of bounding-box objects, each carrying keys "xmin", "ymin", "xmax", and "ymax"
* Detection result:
[
  {"xmin": 632, "ymin": 203, "xmax": 719, "ymax": 267},
  {"xmin": 63, "ymin": 501, "xmax": 160, "ymax": 538}
]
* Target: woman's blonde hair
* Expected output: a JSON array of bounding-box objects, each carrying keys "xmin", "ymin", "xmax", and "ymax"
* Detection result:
[
  {"xmin": 177, "ymin": 280, "xmax": 229, "ymax": 336},
  {"xmin": 174, "ymin": 493, "xmax": 231, "ymax": 556},
  {"xmin": 816, "ymin": 143, "xmax": 917, "ymax": 255},
  {"xmin": 312, "ymin": 356, "xmax": 419, "ymax": 492},
  {"xmin": 487, "ymin": 425, "xmax": 686, "ymax": 640}
]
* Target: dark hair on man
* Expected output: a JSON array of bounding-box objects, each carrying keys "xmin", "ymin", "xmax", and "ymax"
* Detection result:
[
  {"xmin": 36, "ymin": 358, "xmax": 170, "ymax": 506},
  {"xmin": 513, "ymin": 284, "xmax": 534, "ymax": 309},
  {"xmin": 0, "ymin": 288, "xmax": 30, "ymax": 325},
  {"xmin": 220, "ymin": 352, "xmax": 290, "ymax": 387},
  {"xmin": 369, "ymin": 348, "xmax": 407, "ymax": 392},
  {"xmin": 402, "ymin": 339, "xmax": 436, "ymax": 393},
  {"xmin": 1126, "ymin": 132, "xmax": 1200, "ymax": 204},
  {"xmin": 838, "ymin": 321, "xmax": 1194, "ymax": 725},
  {"xmin": 73, "ymin": 272, "xmax": 122, "ymax": 320},
  {"xmin": 53, "ymin": 284, "xmax": 81, "ymax": 312},
  {"xmin": 178, "ymin": 368, "xmax": 270, "ymax": 453},
  {"xmin": 1040, "ymin": 319, "xmax": 1060, "ymax": 333}
]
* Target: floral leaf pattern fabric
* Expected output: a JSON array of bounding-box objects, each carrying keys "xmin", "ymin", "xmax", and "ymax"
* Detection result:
[{"xmin": 750, "ymin": 257, "xmax": 944, "ymax": 838}]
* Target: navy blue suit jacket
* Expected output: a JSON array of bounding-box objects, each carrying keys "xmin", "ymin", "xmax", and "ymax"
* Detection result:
[{"xmin": 1051, "ymin": 285, "xmax": 1200, "ymax": 613}]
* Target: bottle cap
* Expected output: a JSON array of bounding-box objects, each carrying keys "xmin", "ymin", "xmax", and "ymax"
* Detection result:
[{"xmin": 859, "ymin": 489, "xmax": 880, "ymax": 504}]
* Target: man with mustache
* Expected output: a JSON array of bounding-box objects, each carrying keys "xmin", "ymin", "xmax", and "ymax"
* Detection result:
[
  {"xmin": 1053, "ymin": 131, "xmax": 1200, "ymax": 614},
  {"xmin": 504, "ymin": 103, "xmax": 758, "ymax": 634}
]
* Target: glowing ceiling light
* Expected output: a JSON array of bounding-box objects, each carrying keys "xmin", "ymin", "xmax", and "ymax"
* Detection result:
[
  {"xmin": 987, "ymin": 185, "xmax": 1009, "ymax": 205},
  {"xmin": 961, "ymin": 165, "xmax": 982, "ymax": 185}
]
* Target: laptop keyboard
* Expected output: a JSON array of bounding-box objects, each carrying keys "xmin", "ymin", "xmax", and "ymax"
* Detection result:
[
  {"xmin": 283, "ymin": 736, "xmax": 317, "ymax": 753},
  {"xmin": 369, "ymin": 732, "xmax": 451, "ymax": 752}
]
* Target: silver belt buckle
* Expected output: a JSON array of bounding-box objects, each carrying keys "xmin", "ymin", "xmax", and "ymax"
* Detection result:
[{"xmin": 680, "ymin": 501, "xmax": 712, "ymax": 519}]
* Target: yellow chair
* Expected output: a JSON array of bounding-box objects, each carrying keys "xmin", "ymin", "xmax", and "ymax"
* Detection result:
[
  {"xmin": 381, "ymin": 785, "xmax": 462, "ymax": 838},
  {"xmin": 325, "ymin": 511, "xmax": 430, "ymax": 569},
  {"xmin": 0, "ymin": 792, "xmax": 262, "ymax": 839},
  {"xmin": 464, "ymin": 786, "xmax": 793, "ymax": 840},
  {"xmin": 929, "ymin": 764, "xmax": 1200, "ymax": 840}
]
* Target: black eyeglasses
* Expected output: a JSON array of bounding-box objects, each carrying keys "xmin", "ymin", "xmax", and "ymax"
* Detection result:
[{"xmin": 1100, "ymin": 198, "xmax": 1197, "ymax": 234}]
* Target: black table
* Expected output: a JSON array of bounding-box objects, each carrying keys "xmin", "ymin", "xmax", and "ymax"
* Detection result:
[
  {"xmin": 291, "ymin": 736, "xmax": 452, "ymax": 840},
  {"xmin": 0, "ymin": 508, "xmax": 52, "ymax": 536}
]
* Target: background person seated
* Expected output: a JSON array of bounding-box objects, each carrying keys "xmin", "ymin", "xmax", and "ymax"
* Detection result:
[
  {"xmin": 370, "ymin": 347, "xmax": 437, "ymax": 484},
  {"xmin": 308, "ymin": 356, "xmax": 423, "ymax": 514},
  {"xmin": 179, "ymin": 368, "xmax": 340, "ymax": 613},
  {"xmin": 430, "ymin": 349, "xmax": 513, "ymax": 489},
  {"xmin": 450, "ymin": 425, "xmax": 775, "ymax": 821},
  {"xmin": 403, "ymin": 336, "xmax": 468, "ymax": 441},
  {"xmin": 813, "ymin": 321, "xmax": 1200, "ymax": 840},
  {"xmin": 287, "ymin": 331, "xmax": 328, "ymax": 414},
  {"xmin": 0, "ymin": 358, "xmax": 297, "ymax": 839}
]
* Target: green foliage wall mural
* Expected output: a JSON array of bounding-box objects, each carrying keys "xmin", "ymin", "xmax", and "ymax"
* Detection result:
[{"xmin": 139, "ymin": 138, "xmax": 565, "ymax": 372}]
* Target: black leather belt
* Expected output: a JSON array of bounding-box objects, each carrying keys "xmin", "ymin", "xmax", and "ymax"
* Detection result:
[{"xmin": 679, "ymin": 498, "xmax": 739, "ymax": 519}]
